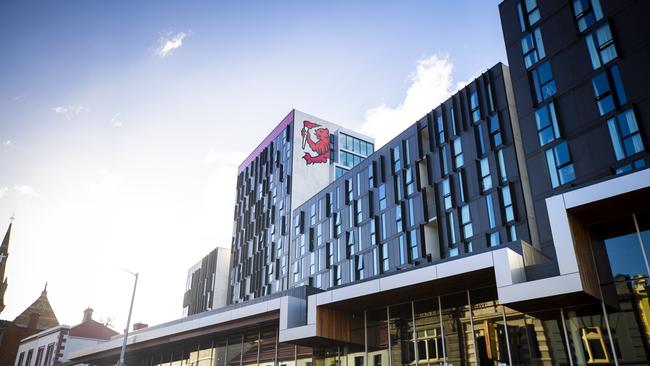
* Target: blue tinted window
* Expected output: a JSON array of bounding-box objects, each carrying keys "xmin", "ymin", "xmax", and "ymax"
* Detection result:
[
  {"xmin": 607, "ymin": 109, "xmax": 644, "ymax": 161},
  {"xmin": 573, "ymin": 0, "xmax": 603, "ymax": 32},
  {"xmin": 586, "ymin": 23, "xmax": 618, "ymax": 69},
  {"xmin": 535, "ymin": 102, "xmax": 560, "ymax": 146},
  {"xmin": 531, "ymin": 61, "xmax": 557, "ymax": 103},
  {"xmin": 610, "ymin": 65, "xmax": 627, "ymax": 105},
  {"xmin": 545, "ymin": 142, "xmax": 576, "ymax": 188}
]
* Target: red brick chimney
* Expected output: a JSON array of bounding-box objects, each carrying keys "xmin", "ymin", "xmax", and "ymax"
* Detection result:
[
  {"xmin": 83, "ymin": 307, "xmax": 94, "ymax": 322},
  {"xmin": 133, "ymin": 322, "xmax": 148, "ymax": 331}
]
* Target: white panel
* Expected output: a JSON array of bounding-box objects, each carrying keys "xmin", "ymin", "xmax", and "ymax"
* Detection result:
[
  {"xmin": 379, "ymin": 265, "xmax": 437, "ymax": 292},
  {"xmin": 436, "ymin": 252, "xmax": 493, "ymax": 278},
  {"xmin": 316, "ymin": 291, "xmax": 333, "ymax": 306},
  {"xmin": 563, "ymin": 168, "xmax": 650, "ymax": 209},
  {"xmin": 497, "ymin": 272, "xmax": 583, "ymax": 304},
  {"xmin": 545, "ymin": 195, "xmax": 579, "ymax": 275},
  {"xmin": 278, "ymin": 324, "xmax": 317, "ymax": 343},
  {"xmin": 492, "ymin": 248, "xmax": 525, "ymax": 288},
  {"xmin": 331, "ymin": 279, "xmax": 381, "ymax": 302}
]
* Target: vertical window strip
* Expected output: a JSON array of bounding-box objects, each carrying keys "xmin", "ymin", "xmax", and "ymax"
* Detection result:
[{"xmin": 535, "ymin": 101, "xmax": 561, "ymax": 146}]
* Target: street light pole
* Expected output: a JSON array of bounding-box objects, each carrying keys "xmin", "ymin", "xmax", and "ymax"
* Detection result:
[{"xmin": 118, "ymin": 270, "xmax": 138, "ymax": 366}]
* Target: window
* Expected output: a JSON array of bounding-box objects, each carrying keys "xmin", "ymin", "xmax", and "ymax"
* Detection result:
[
  {"xmin": 475, "ymin": 122, "xmax": 487, "ymax": 156},
  {"xmin": 404, "ymin": 139, "xmax": 411, "ymax": 166},
  {"xmin": 408, "ymin": 229, "xmax": 419, "ymax": 261},
  {"xmin": 380, "ymin": 242, "xmax": 389, "ymax": 273},
  {"xmin": 368, "ymin": 163, "xmax": 375, "ymax": 188},
  {"xmin": 497, "ymin": 150, "xmax": 508, "ymax": 184},
  {"xmin": 486, "ymin": 78, "xmax": 495, "ymax": 113},
  {"xmin": 340, "ymin": 151, "xmax": 364, "ymax": 169},
  {"xmin": 407, "ymin": 198, "xmax": 415, "ymax": 227},
  {"xmin": 346, "ymin": 231, "xmax": 355, "ymax": 258},
  {"xmin": 545, "ymin": 141, "xmax": 576, "ymax": 188},
  {"xmin": 335, "ymin": 166, "xmax": 349, "ymax": 178},
  {"xmin": 535, "ymin": 101, "xmax": 561, "ymax": 146},
  {"xmin": 607, "ymin": 109, "xmax": 644, "ymax": 161},
  {"xmin": 340, "ymin": 133, "xmax": 374, "ymax": 157},
  {"xmin": 447, "ymin": 212, "xmax": 457, "ymax": 245},
  {"xmin": 317, "ymin": 224, "xmax": 323, "ymax": 247},
  {"xmin": 380, "ymin": 213, "xmax": 387, "ymax": 241},
  {"xmin": 326, "ymin": 242, "xmax": 334, "ymax": 268},
  {"xmin": 310, "ymin": 252, "xmax": 316, "ymax": 275},
  {"xmin": 460, "ymin": 205, "xmax": 473, "ymax": 240},
  {"xmin": 500, "ymin": 185, "xmax": 515, "ymax": 223},
  {"xmin": 517, "ymin": 0, "xmax": 541, "ymax": 30},
  {"xmin": 615, "ymin": 159, "xmax": 645, "ymax": 175},
  {"xmin": 457, "ymin": 170, "xmax": 466, "ymax": 203},
  {"xmin": 372, "ymin": 247, "xmax": 380, "ymax": 276},
  {"xmin": 354, "ymin": 199, "xmax": 362, "ymax": 225},
  {"xmin": 479, "ymin": 157, "xmax": 492, "ymax": 192},
  {"xmin": 398, "ymin": 235, "xmax": 407, "ymax": 265},
  {"xmin": 489, "ymin": 114, "xmax": 503, "ymax": 148},
  {"xmin": 489, "ymin": 231, "xmax": 501, "ymax": 247},
  {"xmin": 17, "ymin": 352, "xmax": 25, "ymax": 366},
  {"xmin": 356, "ymin": 172, "xmax": 362, "ymax": 196},
  {"xmin": 586, "ymin": 23, "xmax": 617, "ymax": 69},
  {"xmin": 333, "ymin": 265, "xmax": 342, "ymax": 285},
  {"xmin": 25, "ymin": 350, "xmax": 33, "ymax": 366},
  {"xmin": 592, "ymin": 65, "xmax": 627, "ymax": 116},
  {"xmin": 573, "ymin": 0, "xmax": 603, "ymax": 32},
  {"xmin": 310, "ymin": 204, "xmax": 316, "ymax": 225},
  {"xmin": 521, "ymin": 27, "xmax": 545, "ymax": 68},
  {"xmin": 396, "ymin": 205, "xmax": 403, "ymax": 232},
  {"xmin": 355, "ymin": 255, "xmax": 365, "ymax": 280},
  {"xmin": 378, "ymin": 184, "xmax": 386, "ymax": 211},
  {"xmin": 470, "ymin": 90, "xmax": 481, "ymax": 123},
  {"xmin": 405, "ymin": 167, "xmax": 415, "ymax": 195},
  {"xmin": 450, "ymin": 107, "xmax": 457, "ymax": 136},
  {"xmin": 508, "ymin": 224, "xmax": 518, "ymax": 242},
  {"xmin": 436, "ymin": 114, "xmax": 445, "ymax": 144},
  {"xmin": 392, "ymin": 145, "xmax": 401, "ymax": 173},
  {"xmin": 345, "ymin": 179, "xmax": 353, "ymax": 204},
  {"xmin": 333, "ymin": 212, "xmax": 341, "ymax": 237},
  {"xmin": 292, "ymin": 261, "xmax": 300, "ymax": 283},
  {"xmin": 441, "ymin": 178, "xmax": 452, "ymax": 211},
  {"xmin": 453, "ymin": 138, "xmax": 464, "ymax": 169},
  {"xmin": 486, "ymin": 194, "xmax": 497, "ymax": 229},
  {"xmin": 394, "ymin": 174, "xmax": 403, "ymax": 202},
  {"xmin": 370, "ymin": 218, "xmax": 377, "ymax": 246},
  {"xmin": 440, "ymin": 145, "xmax": 449, "ymax": 176},
  {"xmin": 531, "ymin": 61, "xmax": 557, "ymax": 103}
]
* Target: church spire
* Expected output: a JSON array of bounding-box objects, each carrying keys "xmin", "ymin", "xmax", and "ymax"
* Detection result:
[{"xmin": 0, "ymin": 217, "xmax": 13, "ymax": 315}]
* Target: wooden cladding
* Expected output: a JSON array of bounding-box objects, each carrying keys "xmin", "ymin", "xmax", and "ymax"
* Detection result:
[{"xmin": 316, "ymin": 307, "xmax": 351, "ymax": 343}]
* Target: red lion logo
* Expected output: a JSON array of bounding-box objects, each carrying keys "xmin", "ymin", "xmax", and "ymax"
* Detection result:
[{"xmin": 301, "ymin": 120, "xmax": 330, "ymax": 165}]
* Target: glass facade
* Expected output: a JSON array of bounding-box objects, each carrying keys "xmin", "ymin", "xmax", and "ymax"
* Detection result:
[{"xmin": 104, "ymin": 259, "xmax": 650, "ymax": 366}]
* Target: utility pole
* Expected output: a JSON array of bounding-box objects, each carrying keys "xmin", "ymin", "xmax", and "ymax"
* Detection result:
[{"xmin": 118, "ymin": 270, "xmax": 138, "ymax": 366}]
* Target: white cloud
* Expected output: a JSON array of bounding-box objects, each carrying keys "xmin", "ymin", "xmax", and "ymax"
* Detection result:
[
  {"xmin": 53, "ymin": 105, "xmax": 90, "ymax": 120},
  {"xmin": 0, "ymin": 187, "xmax": 8, "ymax": 199},
  {"xmin": 360, "ymin": 54, "xmax": 465, "ymax": 148},
  {"xmin": 13, "ymin": 185, "xmax": 38, "ymax": 197},
  {"xmin": 110, "ymin": 112, "xmax": 123, "ymax": 127},
  {"xmin": 4, "ymin": 140, "xmax": 12, "ymax": 146},
  {"xmin": 155, "ymin": 31, "xmax": 189, "ymax": 58},
  {"xmin": 11, "ymin": 95, "xmax": 24, "ymax": 101}
]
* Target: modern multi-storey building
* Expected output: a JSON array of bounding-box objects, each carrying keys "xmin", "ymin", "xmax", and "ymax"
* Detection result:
[
  {"xmin": 229, "ymin": 110, "xmax": 373, "ymax": 304},
  {"xmin": 500, "ymin": 0, "xmax": 649, "ymax": 261},
  {"xmin": 290, "ymin": 63, "xmax": 538, "ymax": 290},
  {"xmin": 68, "ymin": 1, "xmax": 650, "ymax": 366},
  {"xmin": 183, "ymin": 248, "xmax": 231, "ymax": 316}
]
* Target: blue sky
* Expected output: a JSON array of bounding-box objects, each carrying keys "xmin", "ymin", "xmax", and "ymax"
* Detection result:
[{"xmin": 0, "ymin": 0, "xmax": 505, "ymax": 328}]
